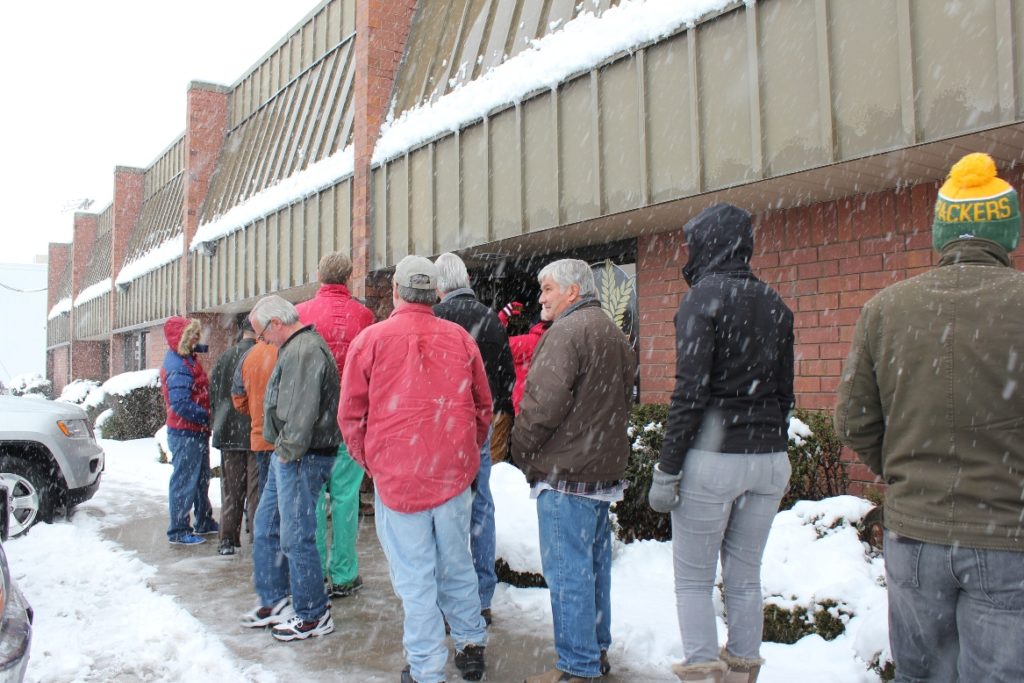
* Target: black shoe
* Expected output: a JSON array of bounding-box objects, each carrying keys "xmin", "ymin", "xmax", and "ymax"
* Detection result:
[
  {"xmin": 454, "ymin": 644, "xmax": 485, "ymax": 681},
  {"xmin": 401, "ymin": 665, "xmax": 443, "ymax": 683},
  {"xmin": 600, "ymin": 649, "xmax": 610, "ymax": 676},
  {"xmin": 328, "ymin": 575, "xmax": 363, "ymax": 598},
  {"xmin": 480, "ymin": 608, "xmax": 492, "ymax": 626},
  {"xmin": 217, "ymin": 539, "xmax": 235, "ymax": 556}
]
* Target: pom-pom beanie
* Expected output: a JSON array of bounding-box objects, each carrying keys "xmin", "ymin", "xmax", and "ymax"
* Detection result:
[{"xmin": 933, "ymin": 152, "xmax": 1020, "ymax": 252}]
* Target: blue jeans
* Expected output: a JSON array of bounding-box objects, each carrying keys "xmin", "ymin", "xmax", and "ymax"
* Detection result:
[
  {"xmin": 536, "ymin": 489, "xmax": 612, "ymax": 679},
  {"xmin": 375, "ymin": 488, "xmax": 486, "ymax": 683},
  {"xmin": 670, "ymin": 449, "xmax": 790, "ymax": 664},
  {"xmin": 471, "ymin": 427, "xmax": 496, "ymax": 610},
  {"xmin": 166, "ymin": 428, "xmax": 213, "ymax": 540},
  {"xmin": 253, "ymin": 453, "xmax": 334, "ymax": 621},
  {"xmin": 885, "ymin": 532, "xmax": 1024, "ymax": 682}
]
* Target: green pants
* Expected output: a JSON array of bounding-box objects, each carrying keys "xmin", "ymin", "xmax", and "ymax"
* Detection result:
[{"xmin": 315, "ymin": 444, "xmax": 364, "ymax": 585}]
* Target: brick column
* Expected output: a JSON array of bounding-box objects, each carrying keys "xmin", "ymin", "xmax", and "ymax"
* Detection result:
[
  {"xmin": 111, "ymin": 166, "xmax": 145, "ymax": 372},
  {"xmin": 351, "ymin": 0, "xmax": 419, "ymax": 300},
  {"xmin": 46, "ymin": 242, "xmax": 70, "ymax": 314},
  {"xmin": 181, "ymin": 81, "xmax": 230, "ymax": 314},
  {"xmin": 70, "ymin": 213, "xmax": 105, "ymax": 381}
]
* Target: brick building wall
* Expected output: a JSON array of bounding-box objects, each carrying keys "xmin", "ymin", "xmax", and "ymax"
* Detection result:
[
  {"xmin": 637, "ymin": 168, "xmax": 1024, "ymax": 489},
  {"xmin": 351, "ymin": 0, "xmax": 418, "ymax": 300}
]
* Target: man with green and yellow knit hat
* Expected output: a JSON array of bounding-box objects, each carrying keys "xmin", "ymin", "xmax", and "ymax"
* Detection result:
[
  {"xmin": 836, "ymin": 152, "xmax": 1024, "ymax": 682},
  {"xmin": 932, "ymin": 151, "xmax": 1021, "ymax": 252}
]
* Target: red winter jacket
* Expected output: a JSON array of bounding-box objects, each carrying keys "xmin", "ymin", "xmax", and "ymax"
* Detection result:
[
  {"xmin": 295, "ymin": 284, "xmax": 375, "ymax": 376},
  {"xmin": 160, "ymin": 316, "xmax": 211, "ymax": 433},
  {"xmin": 510, "ymin": 321, "xmax": 551, "ymax": 414},
  {"xmin": 339, "ymin": 304, "xmax": 493, "ymax": 513}
]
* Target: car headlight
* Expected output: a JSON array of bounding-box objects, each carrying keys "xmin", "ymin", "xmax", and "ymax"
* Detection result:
[{"xmin": 57, "ymin": 418, "xmax": 90, "ymax": 438}]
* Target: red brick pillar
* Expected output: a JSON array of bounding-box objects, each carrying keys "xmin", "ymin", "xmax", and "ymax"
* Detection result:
[
  {"xmin": 70, "ymin": 214, "xmax": 105, "ymax": 381},
  {"xmin": 181, "ymin": 81, "xmax": 230, "ymax": 314},
  {"xmin": 46, "ymin": 243, "xmax": 70, "ymax": 315},
  {"xmin": 351, "ymin": 0, "xmax": 419, "ymax": 300},
  {"xmin": 111, "ymin": 166, "xmax": 145, "ymax": 373}
]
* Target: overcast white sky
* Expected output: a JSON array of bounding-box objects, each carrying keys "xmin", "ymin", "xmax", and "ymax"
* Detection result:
[{"xmin": 0, "ymin": 1, "xmax": 323, "ymax": 265}]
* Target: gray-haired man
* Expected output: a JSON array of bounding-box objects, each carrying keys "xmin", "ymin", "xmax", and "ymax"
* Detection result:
[
  {"xmin": 239, "ymin": 295, "xmax": 341, "ymax": 643},
  {"xmin": 511, "ymin": 259, "xmax": 637, "ymax": 683}
]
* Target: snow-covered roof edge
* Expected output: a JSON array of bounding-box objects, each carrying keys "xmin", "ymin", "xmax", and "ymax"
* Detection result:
[
  {"xmin": 74, "ymin": 278, "xmax": 112, "ymax": 307},
  {"xmin": 372, "ymin": 0, "xmax": 733, "ymax": 165},
  {"xmin": 190, "ymin": 145, "xmax": 355, "ymax": 252},
  {"xmin": 47, "ymin": 297, "xmax": 72, "ymax": 320},
  {"xmin": 114, "ymin": 234, "xmax": 183, "ymax": 287}
]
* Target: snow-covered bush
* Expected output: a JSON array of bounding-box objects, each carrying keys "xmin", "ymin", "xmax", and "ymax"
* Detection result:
[
  {"xmin": 783, "ymin": 409, "xmax": 849, "ymax": 510},
  {"xmin": 8, "ymin": 372, "xmax": 52, "ymax": 398},
  {"xmin": 612, "ymin": 403, "xmax": 671, "ymax": 542},
  {"xmin": 94, "ymin": 370, "xmax": 165, "ymax": 441}
]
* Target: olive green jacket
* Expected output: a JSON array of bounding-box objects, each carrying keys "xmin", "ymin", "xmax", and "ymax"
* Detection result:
[{"xmin": 835, "ymin": 239, "xmax": 1024, "ymax": 551}]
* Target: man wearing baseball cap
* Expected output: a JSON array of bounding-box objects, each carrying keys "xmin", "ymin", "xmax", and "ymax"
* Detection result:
[{"xmin": 340, "ymin": 255, "xmax": 493, "ymax": 683}]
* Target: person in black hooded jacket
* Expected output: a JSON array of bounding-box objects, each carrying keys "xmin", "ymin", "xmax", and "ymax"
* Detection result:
[{"xmin": 648, "ymin": 203, "xmax": 794, "ymax": 683}]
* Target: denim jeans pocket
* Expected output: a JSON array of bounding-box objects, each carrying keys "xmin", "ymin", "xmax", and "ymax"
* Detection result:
[
  {"xmin": 884, "ymin": 532, "xmax": 922, "ymax": 589},
  {"xmin": 975, "ymin": 547, "xmax": 1024, "ymax": 610}
]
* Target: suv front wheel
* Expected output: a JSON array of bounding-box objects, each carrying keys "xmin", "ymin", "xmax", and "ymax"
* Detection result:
[{"xmin": 0, "ymin": 456, "xmax": 56, "ymax": 537}]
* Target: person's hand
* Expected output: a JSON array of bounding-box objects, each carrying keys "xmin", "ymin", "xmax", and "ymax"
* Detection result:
[
  {"xmin": 497, "ymin": 301, "xmax": 524, "ymax": 327},
  {"xmin": 648, "ymin": 463, "xmax": 682, "ymax": 513}
]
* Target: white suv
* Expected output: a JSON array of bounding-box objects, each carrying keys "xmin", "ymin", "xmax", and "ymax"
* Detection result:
[{"xmin": 0, "ymin": 396, "xmax": 104, "ymax": 536}]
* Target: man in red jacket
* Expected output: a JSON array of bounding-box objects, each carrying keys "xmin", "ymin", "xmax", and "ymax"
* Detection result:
[
  {"xmin": 340, "ymin": 255, "xmax": 492, "ymax": 683},
  {"xmin": 296, "ymin": 252, "xmax": 375, "ymax": 598}
]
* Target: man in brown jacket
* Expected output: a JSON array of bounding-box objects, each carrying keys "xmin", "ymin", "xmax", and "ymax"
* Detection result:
[
  {"xmin": 836, "ymin": 152, "xmax": 1024, "ymax": 682},
  {"xmin": 511, "ymin": 258, "xmax": 636, "ymax": 683}
]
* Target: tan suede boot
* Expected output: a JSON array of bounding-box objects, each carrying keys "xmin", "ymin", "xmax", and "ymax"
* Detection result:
[
  {"xmin": 720, "ymin": 649, "xmax": 764, "ymax": 683},
  {"xmin": 671, "ymin": 659, "xmax": 727, "ymax": 682}
]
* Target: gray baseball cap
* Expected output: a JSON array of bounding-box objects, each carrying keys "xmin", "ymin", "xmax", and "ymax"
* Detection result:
[{"xmin": 394, "ymin": 255, "xmax": 438, "ymax": 290}]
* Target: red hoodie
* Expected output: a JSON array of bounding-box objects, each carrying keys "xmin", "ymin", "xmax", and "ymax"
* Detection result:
[
  {"xmin": 160, "ymin": 316, "xmax": 211, "ymax": 432},
  {"xmin": 510, "ymin": 321, "xmax": 551, "ymax": 414}
]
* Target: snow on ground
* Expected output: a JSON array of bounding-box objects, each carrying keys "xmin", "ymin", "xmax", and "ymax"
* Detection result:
[
  {"xmin": 4, "ymin": 439, "xmax": 886, "ymax": 682},
  {"xmin": 2, "ymin": 438, "xmax": 251, "ymax": 683},
  {"xmin": 493, "ymin": 462, "xmax": 887, "ymax": 682}
]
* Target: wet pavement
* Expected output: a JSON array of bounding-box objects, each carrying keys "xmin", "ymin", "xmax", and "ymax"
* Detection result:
[{"xmin": 98, "ymin": 504, "xmax": 668, "ymax": 682}]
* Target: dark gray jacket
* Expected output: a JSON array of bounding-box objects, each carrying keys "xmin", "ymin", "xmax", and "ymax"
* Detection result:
[
  {"xmin": 209, "ymin": 338, "xmax": 254, "ymax": 450},
  {"xmin": 263, "ymin": 325, "xmax": 341, "ymax": 462}
]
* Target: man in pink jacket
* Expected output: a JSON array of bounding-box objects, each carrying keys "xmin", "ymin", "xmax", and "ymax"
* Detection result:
[
  {"xmin": 295, "ymin": 251, "xmax": 375, "ymax": 599},
  {"xmin": 340, "ymin": 255, "xmax": 492, "ymax": 683}
]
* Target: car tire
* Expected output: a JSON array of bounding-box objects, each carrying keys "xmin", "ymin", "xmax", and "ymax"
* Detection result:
[{"xmin": 0, "ymin": 456, "xmax": 55, "ymax": 537}]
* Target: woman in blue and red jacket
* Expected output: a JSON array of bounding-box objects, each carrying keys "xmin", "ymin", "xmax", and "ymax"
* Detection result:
[{"xmin": 161, "ymin": 316, "xmax": 216, "ymax": 545}]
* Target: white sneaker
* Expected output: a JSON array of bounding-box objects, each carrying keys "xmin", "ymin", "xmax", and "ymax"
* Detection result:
[
  {"xmin": 240, "ymin": 596, "xmax": 294, "ymax": 628},
  {"xmin": 270, "ymin": 610, "xmax": 334, "ymax": 641}
]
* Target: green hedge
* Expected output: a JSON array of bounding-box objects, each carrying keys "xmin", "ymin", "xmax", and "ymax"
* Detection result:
[
  {"xmin": 611, "ymin": 403, "xmax": 671, "ymax": 543},
  {"xmin": 782, "ymin": 408, "xmax": 849, "ymax": 510},
  {"xmin": 611, "ymin": 404, "xmax": 850, "ymax": 544},
  {"xmin": 99, "ymin": 386, "xmax": 167, "ymax": 440}
]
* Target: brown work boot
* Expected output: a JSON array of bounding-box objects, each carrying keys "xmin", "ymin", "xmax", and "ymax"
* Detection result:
[
  {"xmin": 524, "ymin": 669, "xmax": 600, "ymax": 682},
  {"xmin": 671, "ymin": 659, "xmax": 727, "ymax": 682},
  {"xmin": 720, "ymin": 649, "xmax": 764, "ymax": 683}
]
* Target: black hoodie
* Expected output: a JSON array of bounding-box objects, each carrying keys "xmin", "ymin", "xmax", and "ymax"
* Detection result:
[{"xmin": 658, "ymin": 203, "xmax": 795, "ymax": 475}]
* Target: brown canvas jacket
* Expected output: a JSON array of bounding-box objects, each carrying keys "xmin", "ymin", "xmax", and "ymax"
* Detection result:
[
  {"xmin": 511, "ymin": 299, "xmax": 637, "ymax": 484},
  {"xmin": 835, "ymin": 239, "xmax": 1024, "ymax": 551}
]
